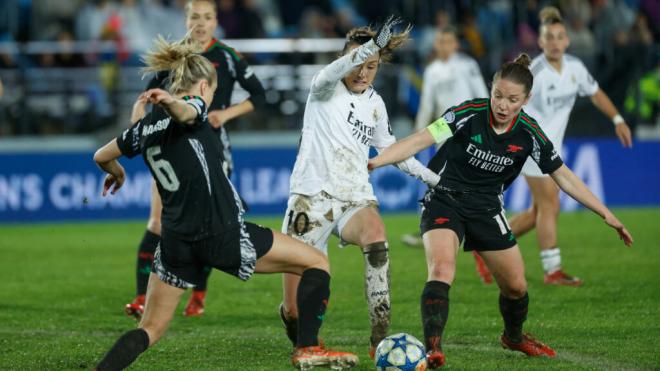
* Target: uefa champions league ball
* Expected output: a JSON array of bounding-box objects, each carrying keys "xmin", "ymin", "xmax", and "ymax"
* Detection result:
[{"xmin": 375, "ymin": 333, "xmax": 427, "ymax": 371}]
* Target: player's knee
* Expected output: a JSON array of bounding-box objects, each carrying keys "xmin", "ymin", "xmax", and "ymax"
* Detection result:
[
  {"xmin": 501, "ymin": 281, "xmax": 527, "ymax": 299},
  {"xmin": 427, "ymin": 259, "xmax": 455, "ymax": 283},
  {"xmin": 306, "ymin": 251, "xmax": 330, "ymax": 273},
  {"xmin": 360, "ymin": 223, "xmax": 386, "ymax": 246},
  {"xmin": 363, "ymin": 242, "xmax": 389, "ymax": 269}
]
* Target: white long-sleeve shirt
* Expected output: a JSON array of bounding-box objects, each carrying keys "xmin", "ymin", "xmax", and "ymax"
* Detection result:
[
  {"xmin": 290, "ymin": 40, "xmax": 439, "ymax": 202},
  {"xmin": 415, "ymin": 53, "xmax": 488, "ymax": 130}
]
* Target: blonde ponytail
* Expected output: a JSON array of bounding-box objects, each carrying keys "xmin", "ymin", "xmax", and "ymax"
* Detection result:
[{"xmin": 141, "ymin": 33, "xmax": 216, "ymax": 95}]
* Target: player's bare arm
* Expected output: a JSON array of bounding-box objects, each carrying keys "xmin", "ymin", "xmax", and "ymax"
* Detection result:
[
  {"xmin": 144, "ymin": 88, "xmax": 199, "ymax": 125},
  {"xmin": 550, "ymin": 164, "xmax": 633, "ymax": 246},
  {"xmin": 130, "ymin": 93, "xmax": 149, "ymax": 124},
  {"xmin": 369, "ymin": 129, "xmax": 435, "ymax": 170},
  {"xmin": 93, "ymin": 139, "xmax": 126, "ymax": 196},
  {"xmin": 589, "ymin": 88, "xmax": 633, "ymax": 148},
  {"xmin": 207, "ymin": 100, "xmax": 254, "ymax": 129}
]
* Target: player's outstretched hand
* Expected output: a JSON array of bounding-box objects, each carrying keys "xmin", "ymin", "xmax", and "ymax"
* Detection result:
[
  {"xmin": 373, "ymin": 15, "xmax": 403, "ymax": 48},
  {"xmin": 101, "ymin": 168, "xmax": 126, "ymax": 197},
  {"xmin": 144, "ymin": 88, "xmax": 175, "ymax": 106},
  {"xmin": 615, "ymin": 122, "xmax": 633, "ymax": 148},
  {"xmin": 604, "ymin": 213, "xmax": 633, "ymax": 247}
]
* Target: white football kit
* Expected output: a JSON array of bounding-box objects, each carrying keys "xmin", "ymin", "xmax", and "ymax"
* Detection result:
[
  {"xmin": 283, "ymin": 39, "xmax": 439, "ymax": 252},
  {"xmin": 415, "ymin": 53, "xmax": 488, "ymax": 131},
  {"xmin": 522, "ymin": 53, "xmax": 599, "ymax": 177}
]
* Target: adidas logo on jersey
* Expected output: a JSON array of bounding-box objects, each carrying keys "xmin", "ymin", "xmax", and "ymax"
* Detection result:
[{"xmin": 471, "ymin": 134, "xmax": 482, "ymax": 144}]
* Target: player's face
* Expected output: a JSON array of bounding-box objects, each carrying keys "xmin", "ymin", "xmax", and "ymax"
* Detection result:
[
  {"xmin": 490, "ymin": 79, "xmax": 530, "ymax": 126},
  {"xmin": 434, "ymin": 31, "xmax": 458, "ymax": 60},
  {"xmin": 186, "ymin": 1, "xmax": 218, "ymax": 45},
  {"xmin": 343, "ymin": 44, "xmax": 380, "ymax": 94},
  {"xmin": 539, "ymin": 23, "xmax": 569, "ymax": 62}
]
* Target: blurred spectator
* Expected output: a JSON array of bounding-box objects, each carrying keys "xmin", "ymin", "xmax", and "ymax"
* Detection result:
[
  {"xmin": 0, "ymin": 0, "xmax": 21, "ymax": 41},
  {"xmin": 217, "ymin": 0, "xmax": 241, "ymax": 38},
  {"xmin": 416, "ymin": 9, "xmax": 452, "ymax": 62},
  {"xmin": 251, "ymin": 0, "xmax": 284, "ymax": 36},
  {"xmin": 299, "ymin": 7, "xmax": 337, "ymax": 38},
  {"xmin": 563, "ymin": 1, "xmax": 597, "ymax": 70},
  {"xmin": 459, "ymin": 12, "xmax": 485, "ymax": 63},
  {"xmin": 591, "ymin": 0, "xmax": 636, "ymax": 62},
  {"xmin": 239, "ymin": 0, "xmax": 267, "ymax": 38},
  {"xmin": 477, "ymin": 0, "xmax": 515, "ymax": 75},
  {"xmin": 75, "ymin": 0, "xmax": 117, "ymax": 41},
  {"xmin": 116, "ymin": 0, "xmax": 151, "ymax": 53},
  {"xmin": 30, "ymin": 0, "xmax": 85, "ymax": 41},
  {"xmin": 640, "ymin": 0, "xmax": 659, "ymax": 38},
  {"xmin": 146, "ymin": 0, "xmax": 188, "ymax": 41},
  {"xmin": 625, "ymin": 59, "xmax": 660, "ymax": 126},
  {"xmin": 599, "ymin": 12, "xmax": 655, "ymax": 129},
  {"xmin": 37, "ymin": 29, "xmax": 87, "ymax": 68}
]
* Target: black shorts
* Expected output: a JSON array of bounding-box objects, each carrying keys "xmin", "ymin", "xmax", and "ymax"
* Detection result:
[
  {"xmin": 154, "ymin": 222, "xmax": 274, "ymax": 288},
  {"xmin": 420, "ymin": 190, "xmax": 517, "ymax": 251}
]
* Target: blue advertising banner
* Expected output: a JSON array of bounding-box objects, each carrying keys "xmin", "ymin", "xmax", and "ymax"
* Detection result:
[{"xmin": 1, "ymin": 139, "xmax": 659, "ymax": 223}]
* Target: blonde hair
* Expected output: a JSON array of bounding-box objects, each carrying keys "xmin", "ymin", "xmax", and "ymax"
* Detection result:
[
  {"xmin": 342, "ymin": 24, "xmax": 412, "ymax": 63},
  {"xmin": 493, "ymin": 53, "xmax": 533, "ymax": 95},
  {"xmin": 539, "ymin": 6, "xmax": 564, "ymax": 27},
  {"xmin": 185, "ymin": 0, "xmax": 217, "ymax": 16},
  {"xmin": 141, "ymin": 34, "xmax": 216, "ymax": 95}
]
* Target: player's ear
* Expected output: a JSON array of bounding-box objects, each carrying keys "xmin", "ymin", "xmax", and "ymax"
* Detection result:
[
  {"xmin": 523, "ymin": 91, "xmax": 532, "ymax": 106},
  {"xmin": 199, "ymin": 79, "xmax": 208, "ymax": 96}
]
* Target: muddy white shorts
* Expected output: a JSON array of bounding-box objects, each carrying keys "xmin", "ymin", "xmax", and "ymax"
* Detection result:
[{"xmin": 281, "ymin": 191, "xmax": 378, "ymax": 254}]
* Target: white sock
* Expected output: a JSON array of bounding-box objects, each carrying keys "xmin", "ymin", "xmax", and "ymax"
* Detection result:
[
  {"xmin": 363, "ymin": 242, "xmax": 391, "ymax": 346},
  {"xmin": 540, "ymin": 247, "xmax": 562, "ymax": 274}
]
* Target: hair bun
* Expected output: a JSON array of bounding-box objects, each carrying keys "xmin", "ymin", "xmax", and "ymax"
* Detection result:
[
  {"xmin": 539, "ymin": 6, "xmax": 563, "ymax": 24},
  {"xmin": 513, "ymin": 53, "xmax": 531, "ymax": 69}
]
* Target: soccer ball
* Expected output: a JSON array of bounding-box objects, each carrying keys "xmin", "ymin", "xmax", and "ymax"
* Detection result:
[{"xmin": 375, "ymin": 333, "xmax": 427, "ymax": 371}]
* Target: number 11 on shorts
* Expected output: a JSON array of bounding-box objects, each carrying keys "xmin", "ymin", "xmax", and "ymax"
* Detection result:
[{"xmin": 493, "ymin": 211, "xmax": 511, "ymax": 235}]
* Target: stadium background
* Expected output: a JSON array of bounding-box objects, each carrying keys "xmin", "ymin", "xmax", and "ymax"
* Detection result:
[
  {"xmin": 0, "ymin": 1, "xmax": 659, "ymax": 370},
  {"xmin": 0, "ymin": 0, "xmax": 658, "ymax": 222}
]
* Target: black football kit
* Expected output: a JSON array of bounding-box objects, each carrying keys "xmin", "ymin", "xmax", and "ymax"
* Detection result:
[
  {"xmin": 117, "ymin": 96, "xmax": 272, "ymax": 287},
  {"xmin": 146, "ymin": 38, "xmax": 266, "ymax": 176},
  {"xmin": 421, "ymin": 98, "xmax": 563, "ymax": 250}
]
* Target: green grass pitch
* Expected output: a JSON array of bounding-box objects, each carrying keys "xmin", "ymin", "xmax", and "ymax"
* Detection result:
[{"xmin": 0, "ymin": 209, "xmax": 658, "ymax": 370}]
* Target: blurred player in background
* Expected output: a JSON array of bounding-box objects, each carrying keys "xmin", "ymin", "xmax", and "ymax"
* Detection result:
[
  {"xmin": 472, "ymin": 6, "xmax": 633, "ymax": 286},
  {"xmin": 279, "ymin": 17, "xmax": 440, "ymax": 359},
  {"xmin": 401, "ymin": 27, "xmax": 488, "ymax": 281},
  {"xmin": 126, "ymin": 0, "xmax": 266, "ymax": 319},
  {"xmin": 94, "ymin": 34, "xmax": 358, "ymax": 370},
  {"xmin": 369, "ymin": 54, "xmax": 633, "ymax": 368}
]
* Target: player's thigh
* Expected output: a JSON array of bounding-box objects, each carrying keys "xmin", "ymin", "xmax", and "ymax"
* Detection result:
[
  {"xmin": 140, "ymin": 273, "xmax": 185, "ymax": 345},
  {"xmin": 479, "ymin": 246, "xmax": 527, "ymax": 297},
  {"xmin": 255, "ymin": 230, "xmax": 329, "ymax": 275},
  {"xmin": 282, "ymin": 193, "xmax": 335, "ymax": 254},
  {"xmin": 422, "ymin": 229, "xmax": 461, "ymax": 282},
  {"xmin": 339, "ymin": 203, "xmax": 385, "ymax": 247},
  {"xmin": 526, "ymin": 175, "xmax": 559, "ymax": 208}
]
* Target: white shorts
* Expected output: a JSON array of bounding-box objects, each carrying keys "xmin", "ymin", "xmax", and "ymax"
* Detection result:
[{"xmin": 281, "ymin": 191, "xmax": 378, "ymax": 254}]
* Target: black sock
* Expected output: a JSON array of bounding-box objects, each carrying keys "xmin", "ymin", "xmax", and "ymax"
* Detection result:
[
  {"xmin": 499, "ymin": 292, "xmax": 529, "ymax": 343},
  {"xmin": 421, "ymin": 280, "xmax": 450, "ymax": 351},
  {"xmin": 136, "ymin": 230, "xmax": 160, "ymax": 296},
  {"xmin": 296, "ymin": 268, "xmax": 330, "ymax": 347},
  {"xmin": 96, "ymin": 328, "xmax": 150, "ymax": 371},
  {"xmin": 194, "ymin": 266, "xmax": 212, "ymax": 291}
]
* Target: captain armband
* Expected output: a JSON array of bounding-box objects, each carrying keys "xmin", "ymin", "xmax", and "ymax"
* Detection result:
[{"xmin": 426, "ymin": 117, "xmax": 453, "ymax": 144}]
